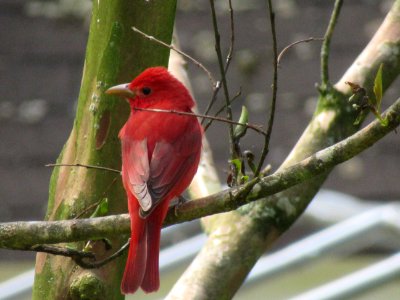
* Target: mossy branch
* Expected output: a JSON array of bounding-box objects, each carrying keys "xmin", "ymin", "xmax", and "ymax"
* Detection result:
[{"xmin": 1, "ymin": 97, "xmax": 399, "ymax": 250}]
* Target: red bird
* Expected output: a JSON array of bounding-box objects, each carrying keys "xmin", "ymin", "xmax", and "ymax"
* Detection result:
[{"xmin": 106, "ymin": 67, "xmax": 202, "ymax": 294}]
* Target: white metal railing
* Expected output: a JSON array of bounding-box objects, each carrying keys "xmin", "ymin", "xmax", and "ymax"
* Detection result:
[
  {"xmin": 0, "ymin": 270, "xmax": 34, "ymax": 300},
  {"xmin": 290, "ymin": 252, "xmax": 400, "ymax": 300},
  {"xmin": 246, "ymin": 203, "xmax": 400, "ymax": 282}
]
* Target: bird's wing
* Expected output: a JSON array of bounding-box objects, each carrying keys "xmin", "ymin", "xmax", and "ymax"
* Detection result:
[
  {"xmin": 122, "ymin": 138, "xmax": 153, "ymax": 211},
  {"xmin": 122, "ymin": 120, "xmax": 202, "ymax": 216}
]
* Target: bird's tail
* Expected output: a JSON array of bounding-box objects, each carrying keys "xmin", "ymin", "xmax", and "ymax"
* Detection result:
[
  {"xmin": 140, "ymin": 201, "xmax": 170, "ymax": 293},
  {"xmin": 121, "ymin": 197, "xmax": 170, "ymax": 294},
  {"xmin": 121, "ymin": 200, "xmax": 147, "ymax": 294}
]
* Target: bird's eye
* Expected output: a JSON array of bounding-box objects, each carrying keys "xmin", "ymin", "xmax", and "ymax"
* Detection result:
[{"xmin": 142, "ymin": 87, "xmax": 152, "ymax": 95}]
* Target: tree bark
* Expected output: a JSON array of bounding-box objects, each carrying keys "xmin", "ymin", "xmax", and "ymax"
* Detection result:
[{"xmin": 32, "ymin": 1, "xmax": 176, "ymax": 299}]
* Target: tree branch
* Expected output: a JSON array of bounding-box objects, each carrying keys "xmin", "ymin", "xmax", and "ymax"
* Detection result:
[
  {"xmin": 2, "ymin": 97, "xmax": 399, "ymax": 250},
  {"xmin": 224, "ymin": 0, "xmax": 235, "ymax": 73},
  {"xmin": 201, "ymin": 0, "xmax": 235, "ymax": 125},
  {"xmin": 0, "ymin": 214, "xmax": 130, "ymax": 249},
  {"xmin": 255, "ymin": 0, "xmax": 279, "ymax": 176},
  {"xmin": 277, "ymin": 37, "xmax": 324, "ymax": 66},
  {"xmin": 74, "ymin": 240, "xmax": 130, "ymax": 269},
  {"xmin": 335, "ymin": 1, "xmax": 400, "ymax": 95},
  {"xmin": 132, "ymin": 106, "xmax": 267, "ymax": 136},
  {"xmin": 45, "ymin": 163, "xmax": 121, "ymax": 174},
  {"xmin": 18, "ymin": 240, "xmax": 129, "ymax": 270},
  {"xmin": 209, "ymin": 0, "xmax": 236, "ymax": 163},
  {"xmin": 203, "ymin": 88, "xmax": 242, "ymax": 132},
  {"xmin": 132, "ymin": 26, "xmax": 216, "ymax": 87},
  {"xmin": 321, "ymin": 0, "xmax": 343, "ymax": 86}
]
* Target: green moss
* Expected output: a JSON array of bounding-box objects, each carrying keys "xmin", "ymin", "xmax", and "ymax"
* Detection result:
[
  {"xmin": 45, "ymin": 143, "xmax": 66, "ymax": 220},
  {"xmin": 315, "ymin": 85, "xmax": 349, "ymax": 115},
  {"xmin": 32, "ymin": 259, "xmax": 67, "ymax": 300},
  {"xmin": 380, "ymin": 41, "xmax": 400, "ymax": 90},
  {"xmin": 69, "ymin": 274, "xmax": 107, "ymax": 300}
]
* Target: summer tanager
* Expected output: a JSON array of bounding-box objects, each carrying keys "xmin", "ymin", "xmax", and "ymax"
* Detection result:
[{"xmin": 106, "ymin": 67, "xmax": 202, "ymax": 294}]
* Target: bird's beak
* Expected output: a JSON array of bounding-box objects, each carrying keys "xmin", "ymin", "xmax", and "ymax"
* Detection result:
[{"xmin": 105, "ymin": 83, "xmax": 135, "ymax": 98}]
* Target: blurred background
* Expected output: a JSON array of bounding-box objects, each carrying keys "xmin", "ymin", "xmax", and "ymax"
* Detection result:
[{"xmin": 1, "ymin": 0, "xmax": 400, "ymax": 299}]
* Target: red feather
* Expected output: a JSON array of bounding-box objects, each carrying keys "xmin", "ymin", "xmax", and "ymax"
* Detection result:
[{"xmin": 110, "ymin": 67, "xmax": 202, "ymax": 294}]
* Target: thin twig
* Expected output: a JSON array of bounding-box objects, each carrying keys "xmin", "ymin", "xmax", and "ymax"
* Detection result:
[
  {"xmin": 132, "ymin": 107, "xmax": 267, "ymax": 137},
  {"xmin": 321, "ymin": 0, "xmax": 344, "ymax": 86},
  {"xmin": 209, "ymin": 0, "xmax": 238, "ymax": 182},
  {"xmin": 204, "ymin": 88, "xmax": 242, "ymax": 132},
  {"xmin": 46, "ymin": 163, "xmax": 121, "ymax": 174},
  {"xmin": 30, "ymin": 241, "xmax": 129, "ymax": 269},
  {"xmin": 74, "ymin": 177, "xmax": 118, "ymax": 219},
  {"xmin": 224, "ymin": 0, "xmax": 235, "ymax": 73},
  {"xmin": 74, "ymin": 240, "xmax": 130, "ymax": 269},
  {"xmin": 75, "ymin": 199, "xmax": 104, "ymax": 220},
  {"xmin": 132, "ymin": 26, "xmax": 216, "ymax": 87},
  {"xmin": 202, "ymin": 0, "xmax": 235, "ymax": 123},
  {"xmin": 255, "ymin": 0, "xmax": 279, "ymax": 176},
  {"xmin": 202, "ymin": 81, "xmax": 222, "ymax": 124},
  {"xmin": 30, "ymin": 244, "xmax": 95, "ymax": 259},
  {"xmin": 277, "ymin": 37, "xmax": 324, "ymax": 66}
]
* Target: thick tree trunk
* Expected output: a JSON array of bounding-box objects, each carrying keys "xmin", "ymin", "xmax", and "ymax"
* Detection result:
[{"xmin": 32, "ymin": 1, "xmax": 177, "ymax": 299}]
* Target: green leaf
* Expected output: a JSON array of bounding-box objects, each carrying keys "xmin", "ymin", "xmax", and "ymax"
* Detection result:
[
  {"xmin": 353, "ymin": 113, "xmax": 364, "ymax": 126},
  {"xmin": 371, "ymin": 109, "xmax": 389, "ymax": 127},
  {"xmin": 233, "ymin": 106, "xmax": 249, "ymax": 140},
  {"xmin": 230, "ymin": 158, "xmax": 250, "ymax": 184},
  {"xmin": 373, "ymin": 63, "xmax": 383, "ymax": 112},
  {"xmin": 380, "ymin": 117, "xmax": 389, "ymax": 127},
  {"xmin": 90, "ymin": 198, "xmax": 109, "ymax": 218},
  {"xmin": 66, "ymin": 245, "xmax": 77, "ymax": 251},
  {"xmin": 230, "ymin": 158, "xmax": 242, "ymax": 172}
]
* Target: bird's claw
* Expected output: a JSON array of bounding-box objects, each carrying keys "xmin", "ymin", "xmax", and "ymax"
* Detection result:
[{"xmin": 174, "ymin": 195, "xmax": 188, "ymax": 216}]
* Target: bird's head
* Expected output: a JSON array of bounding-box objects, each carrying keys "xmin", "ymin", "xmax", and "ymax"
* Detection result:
[{"xmin": 106, "ymin": 67, "xmax": 194, "ymax": 109}]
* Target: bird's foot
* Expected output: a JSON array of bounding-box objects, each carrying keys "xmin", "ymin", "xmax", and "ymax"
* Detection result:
[{"xmin": 174, "ymin": 195, "xmax": 188, "ymax": 216}]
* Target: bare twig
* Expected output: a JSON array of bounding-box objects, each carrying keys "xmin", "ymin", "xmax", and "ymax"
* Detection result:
[
  {"xmin": 46, "ymin": 163, "xmax": 121, "ymax": 174},
  {"xmin": 132, "ymin": 107, "xmax": 267, "ymax": 137},
  {"xmin": 321, "ymin": 0, "xmax": 344, "ymax": 86},
  {"xmin": 202, "ymin": 0, "xmax": 236, "ymax": 123},
  {"xmin": 255, "ymin": 0, "xmax": 279, "ymax": 176},
  {"xmin": 202, "ymin": 81, "xmax": 222, "ymax": 124},
  {"xmin": 277, "ymin": 37, "xmax": 324, "ymax": 66},
  {"xmin": 74, "ymin": 240, "xmax": 130, "ymax": 269},
  {"xmin": 30, "ymin": 240, "xmax": 129, "ymax": 269},
  {"xmin": 132, "ymin": 26, "xmax": 216, "ymax": 87},
  {"xmin": 75, "ymin": 177, "xmax": 118, "ymax": 219},
  {"xmin": 225, "ymin": 0, "xmax": 235, "ymax": 73},
  {"xmin": 203, "ymin": 88, "xmax": 242, "ymax": 132},
  {"xmin": 31, "ymin": 244, "xmax": 95, "ymax": 259},
  {"xmin": 76, "ymin": 199, "xmax": 105, "ymax": 220},
  {"xmin": 209, "ymin": 0, "xmax": 238, "ymax": 188}
]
